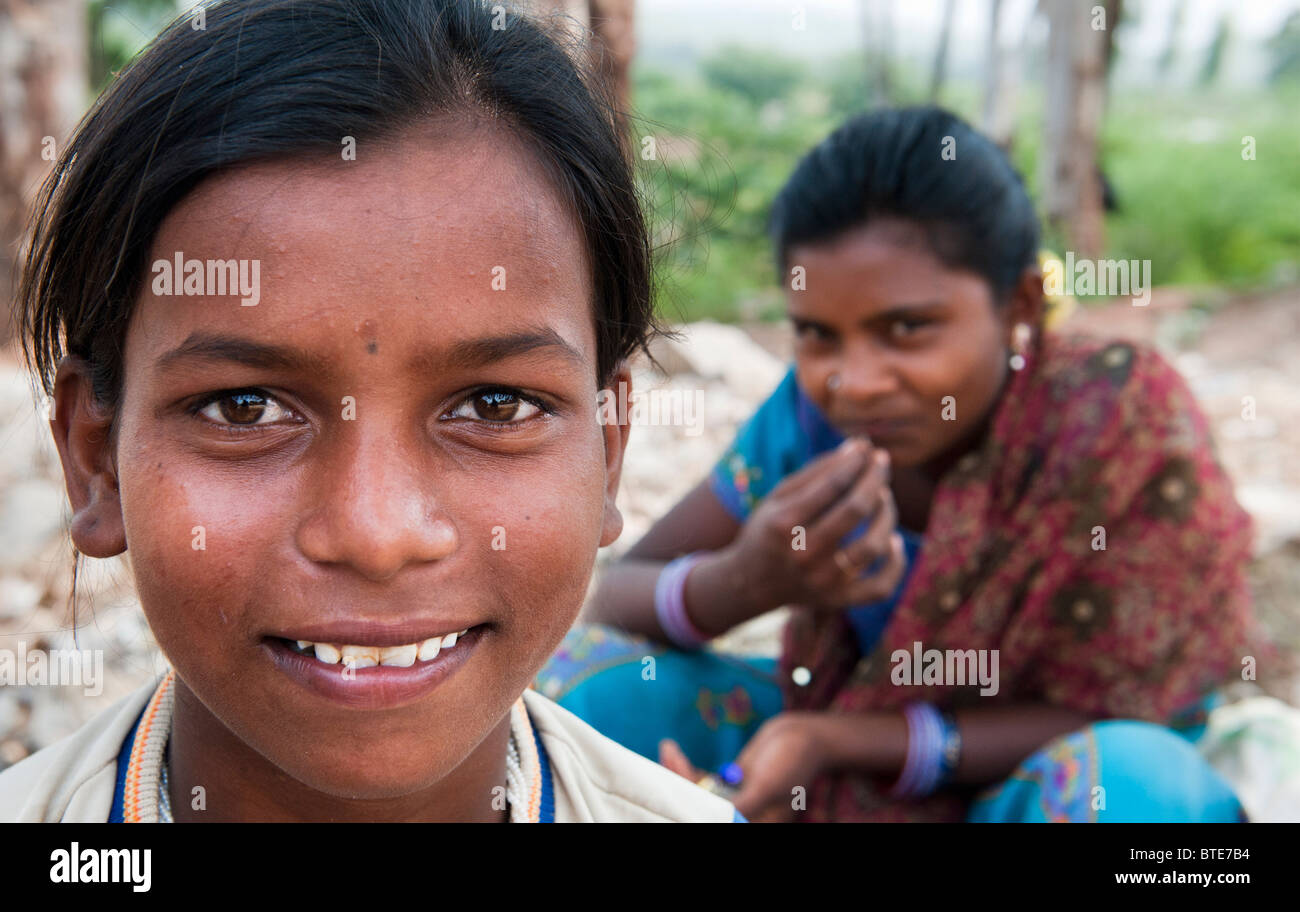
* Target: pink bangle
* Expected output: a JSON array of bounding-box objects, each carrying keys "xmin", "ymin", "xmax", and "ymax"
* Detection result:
[
  {"xmin": 654, "ymin": 552, "xmax": 710, "ymax": 650},
  {"xmin": 889, "ymin": 702, "xmax": 945, "ymax": 799}
]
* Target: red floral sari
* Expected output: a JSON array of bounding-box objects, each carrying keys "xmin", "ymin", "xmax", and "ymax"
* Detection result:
[{"xmin": 778, "ymin": 331, "xmax": 1271, "ymax": 821}]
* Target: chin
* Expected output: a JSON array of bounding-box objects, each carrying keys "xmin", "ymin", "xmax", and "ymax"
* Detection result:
[{"xmin": 278, "ymin": 742, "xmax": 467, "ymax": 801}]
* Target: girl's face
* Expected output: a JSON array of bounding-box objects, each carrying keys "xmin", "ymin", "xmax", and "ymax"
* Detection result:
[
  {"xmin": 786, "ymin": 218, "xmax": 1036, "ymax": 471},
  {"xmin": 54, "ymin": 122, "xmax": 629, "ymax": 803}
]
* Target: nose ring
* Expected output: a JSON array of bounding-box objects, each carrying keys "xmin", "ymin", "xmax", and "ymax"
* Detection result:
[{"xmin": 827, "ymin": 372, "xmax": 842, "ymax": 392}]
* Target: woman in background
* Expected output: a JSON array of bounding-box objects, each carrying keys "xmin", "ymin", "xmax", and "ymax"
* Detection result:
[{"xmin": 536, "ymin": 106, "xmax": 1272, "ymax": 822}]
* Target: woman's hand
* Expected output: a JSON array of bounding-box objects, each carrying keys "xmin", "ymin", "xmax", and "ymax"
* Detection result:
[
  {"xmin": 659, "ymin": 713, "xmax": 828, "ymax": 823},
  {"xmin": 721, "ymin": 437, "xmax": 907, "ymax": 614}
]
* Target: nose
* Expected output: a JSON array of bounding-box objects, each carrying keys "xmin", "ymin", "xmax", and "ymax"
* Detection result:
[
  {"xmin": 833, "ymin": 340, "xmax": 898, "ymax": 401},
  {"xmin": 296, "ymin": 421, "xmax": 458, "ymax": 581}
]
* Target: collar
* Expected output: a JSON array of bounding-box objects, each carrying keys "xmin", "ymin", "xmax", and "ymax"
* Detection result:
[{"xmin": 110, "ymin": 671, "xmax": 554, "ymax": 822}]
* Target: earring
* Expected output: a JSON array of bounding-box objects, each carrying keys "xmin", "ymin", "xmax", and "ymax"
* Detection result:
[
  {"xmin": 827, "ymin": 372, "xmax": 842, "ymax": 391},
  {"xmin": 1008, "ymin": 323, "xmax": 1031, "ymax": 371}
]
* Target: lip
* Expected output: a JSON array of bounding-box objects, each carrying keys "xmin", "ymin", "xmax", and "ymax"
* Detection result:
[
  {"xmin": 838, "ymin": 417, "xmax": 919, "ymax": 439},
  {"xmin": 262, "ymin": 624, "xmax": 484, "ymax": 710},
  {"xmin": 270, "ymin": 619, "xmax": 480, "ymax": 648}
]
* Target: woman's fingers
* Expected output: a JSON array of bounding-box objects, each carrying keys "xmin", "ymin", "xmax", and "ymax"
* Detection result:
[
  {"xmin": 730, "ymin": 784, "xmax": 765, "ymax": 822},
  {"xmin": 769, "ymin": 436, "xmax": 872, "ymax": 499},
  {"xmin": 806, "ymin": 448, "xmax": 891, "ymax": 553},
  {"xmin": 657, "ymin": 738, "xmax": 702, "ymax": 781},
  {"xmin": 841, "ymin": 531, "xmax": 908, "ymax": 605},
  {"xmin": 774, "ymin": 443, "xmax": 877, "ymax": 536},
  {"xmin": 832, "ymin": 485, "xmax": 897, "ymax": 574},
  {"xmin": 729, "ymin": 760, "xmax": 795, "ymax": 823}
]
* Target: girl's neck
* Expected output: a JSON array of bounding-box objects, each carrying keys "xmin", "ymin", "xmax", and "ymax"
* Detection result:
[
  {"xmin": 893, "ymin": 393, "xmax": 1002, "ymax": 533},
  {"xmin": 166, "ymin": 679, "xmax": 511, "ymax": 822}
]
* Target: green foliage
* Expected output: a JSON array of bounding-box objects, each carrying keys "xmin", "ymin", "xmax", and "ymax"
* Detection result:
[
  {"xmin": 635, "ymin": 46, "xmax": 931, "ymax": 323},
  {"xmin": 1267, "ymin": 12, "xmax": 1300, "ymax": 84},
  {"xmin": 699, "ymin": 45, "xmax": 807, "ymax": 107},
  {"xmin": 89, "ymin": 0, "xmax": 181, "ymax": 92},
  {"xmin": 632, "ymin": 56, "xmax": 841, "ymax": 324},
  {"xmin": 1099, "ymin": 91, "xmax": 1300, "ymax": 287},
  {"xmin": 1199, "ymin": 15, "xmax": 1231, "ymax": 86},
  {"xmin": 634, "ymin": 47, "xmax": 1300, "ymax": 324}
]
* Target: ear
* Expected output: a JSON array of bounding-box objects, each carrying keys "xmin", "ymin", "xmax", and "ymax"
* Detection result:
[
  {"xmin": 597, "ymin": 362, "xmax": 633, "ymax": 548},
  {"xmin": 1005, "ymin": 264, "xmax": 1047, "ymax": 344},
  {"xmin": 48, "ymin": 356, "xmax": 127, "ymax": 559}
]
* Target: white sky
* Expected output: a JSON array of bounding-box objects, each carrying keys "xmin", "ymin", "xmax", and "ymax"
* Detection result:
[
  {"xmin": 163, "ymin": 0, "xmax": 1300, "ymax": 84},
  {"xmin": 637, "ymin": 0, "xmax": 1300, "ymax": 82}
]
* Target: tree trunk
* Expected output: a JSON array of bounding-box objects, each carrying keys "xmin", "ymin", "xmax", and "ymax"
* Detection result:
[
  {"xmin": 0, "ymin": 0, "xmax": 87, "ymax": 342},
  {"xmin": 985, "ymin": 0, "xmax": 1034, "ymax": 151},
  {"xmin": 526, "ymin": 0, "xmax": 634, "ymax": 115},
  {"xmin": 861, "ymin": 0, "xmax": 894, "ymax": 107},
  {"xmin": 1158, "ymin": 0, "xmax": 1186, "ymax": 80},
  {"xmin": 929, "ymin": 0, "xmax": 956, "ymax": 101},
  {"xmin": 1040, "ymin": 0, "xmax": 1107, "ymax": 259},
  {"xmin": 587, "ymin": 0, "xmax": 635, "ymax": 114},
  {"xmin": 981, "ymin": 0, "xmax": 1004, "ymax": 136}
]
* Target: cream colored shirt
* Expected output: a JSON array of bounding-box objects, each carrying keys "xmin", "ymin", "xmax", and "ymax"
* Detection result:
[{"xmin": 0, "ymin": 675, "xmax": 740, "ymax": 823}]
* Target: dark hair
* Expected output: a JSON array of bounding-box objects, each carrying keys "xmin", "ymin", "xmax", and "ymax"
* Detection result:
[
  {"xmin": 17, "ymin": 0, "xmax": 655, "ymax": 410},
  {"xmin": 769, "ymin": 105, "xmax": 1039, "ymax": 302}
]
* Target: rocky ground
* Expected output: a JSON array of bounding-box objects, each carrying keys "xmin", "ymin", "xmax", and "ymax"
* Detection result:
[{"xmin": 1, "ymin": 286, "xmax": 1297, "ymax": 769}]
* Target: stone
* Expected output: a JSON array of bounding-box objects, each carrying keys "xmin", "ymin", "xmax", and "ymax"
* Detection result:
[
  {"xmin": 1236, "ymin": 484, "xmax": 1300, "ymax": 557},
  {"xmin": 645, "ymin": 321, "xmax": 785, "ymax": 400},
  {"xmin": 0, "ymin": 480, "xmax": 67, "ymax": 571}
]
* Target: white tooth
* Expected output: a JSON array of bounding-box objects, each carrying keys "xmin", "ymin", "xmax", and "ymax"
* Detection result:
[
  {"xmin": 458, "ymin": 628, "xmax": 468, "ymax": 637},
  {"xmin": 296, "ymin": 640, "xmax": 314, "ymax": 650},
  {"xmin": 442, "ymin": 631, "xmax": 458, "ymax": 649},
  {"xmin": 418, "ymin": 636, "xmax": 443, "ymax": 661},
  {"xmin": 379, "ymin": 644, "xmax": 418, "ymax": 667},
  {"xmin": 341, "ymin": 644, "xmax": 380, "ymax": 664},
  {"xmin": 345, "ymin": 656, "xmax": 377, "ymax": 669},
  {"xmin": 314, "ymin": 643, "xmax": 341, "ymax": 664}
]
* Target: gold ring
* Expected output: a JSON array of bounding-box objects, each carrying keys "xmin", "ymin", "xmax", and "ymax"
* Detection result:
[{"xmin": 833, "ymin": 550, "xmax": 857, "ymax": 577}]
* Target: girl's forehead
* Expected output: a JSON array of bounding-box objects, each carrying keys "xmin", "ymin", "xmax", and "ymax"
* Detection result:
[
  {"xmin": 126, "ymin": 129, "xmax": 597, "ymax": 383},
  {"xmin": 157, "ymin": 127, "xmax": 584, "ymax": 280}
]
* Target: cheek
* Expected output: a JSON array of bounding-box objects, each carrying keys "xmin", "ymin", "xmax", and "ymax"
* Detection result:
[
  {"xmin": 908, "ymin": 327, "xmax": 1008, "ymax": 437},
  {"xmin": 477, "ymin": 426, "xmax": 607, "ymax": 646},
  {"xmin": 114, "ymin": 429, "xmax": 276, "ymax": 647},
  {"xmin": 794, "ymin": 357, "xmax": 835, "ymax": 414},
  {"xmin": 937, "ymin": 327, "xmax": 1007, "ymax": 407}
]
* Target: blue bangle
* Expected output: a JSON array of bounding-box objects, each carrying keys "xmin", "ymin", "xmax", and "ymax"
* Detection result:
[{"xmin": 936, "ymin": 711, "xmax": 962, "ymax": 788}]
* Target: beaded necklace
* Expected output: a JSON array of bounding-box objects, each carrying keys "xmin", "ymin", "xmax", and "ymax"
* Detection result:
[{"xmin": 122, "ymin": 670, "xmax": 543, "ymax": 822}]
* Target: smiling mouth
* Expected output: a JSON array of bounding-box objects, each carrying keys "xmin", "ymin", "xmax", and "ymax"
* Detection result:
[
  {"xmin": 263, "ymin": 624, "xmax": 486, "ymax": 709},
  {"xmin": 274, "ymin": 628, "xmax": 472, "ymax": 668}
]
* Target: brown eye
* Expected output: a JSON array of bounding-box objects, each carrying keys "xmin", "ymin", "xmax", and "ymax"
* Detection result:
[
  {"xmin": 794, "ymin": 322, "xmax": 833, "ymax": 342},
  {"xmin": 890, "ymin": 317, "xmax": 932, "ymax": 338},
  {"xmin": 449, "ymin": 389, "xmax": 541, "ymax": 424},
  {"xmin": 196, "ymin": 390, "xmax": 289, "ymax": 427}
]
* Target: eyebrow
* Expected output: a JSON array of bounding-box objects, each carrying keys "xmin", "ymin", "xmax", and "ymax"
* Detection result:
[
  {"xmin": 156, "ymin": 328, "xmax": 587, "ymax": 376},
  {"xmin": 436, "ymin": 327, "xmax": 587, "ymax": 372},
  {"xmin": 790, "ymin": 301, "xmax": 946, "ymax": 330}
]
